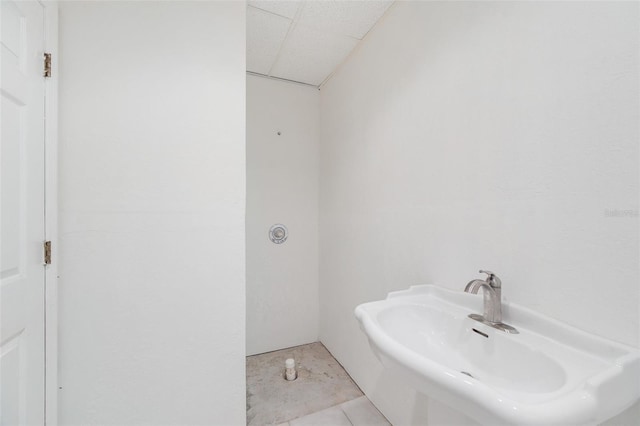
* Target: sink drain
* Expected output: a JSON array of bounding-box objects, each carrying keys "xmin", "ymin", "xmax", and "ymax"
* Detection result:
[{"xmin": 460, "ymin": 371, "xmax": 475, "ymax": 379}]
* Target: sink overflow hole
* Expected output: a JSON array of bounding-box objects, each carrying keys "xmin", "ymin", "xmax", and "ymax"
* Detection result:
[
  {"xmin": 472, "ymin": 328, "xmax": 489, "ymax": 338},
  {"xmin": 460, "ymin": 371, "xmax": 475, "ymax": 379}
]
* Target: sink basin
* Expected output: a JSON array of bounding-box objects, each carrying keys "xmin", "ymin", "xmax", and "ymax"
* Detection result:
[{"xmin": 355, "ymin": 285, "xmax": 640, "ymax": 425}]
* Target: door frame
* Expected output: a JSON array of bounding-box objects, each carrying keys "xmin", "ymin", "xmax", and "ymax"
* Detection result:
[{"xmin": 43, "ymin": 1, "xmax": 58, "ymax": 424}]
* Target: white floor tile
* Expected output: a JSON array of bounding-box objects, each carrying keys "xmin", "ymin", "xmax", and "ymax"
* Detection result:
[
  {"xmin": 341, "ymin": 396, "xmax": 390, "ymax": 426},
  {"xmin": 290, "ymin": 405, "xmax": 352, "ymax": 426}
]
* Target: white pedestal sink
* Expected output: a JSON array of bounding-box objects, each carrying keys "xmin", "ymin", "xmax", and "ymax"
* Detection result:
[{"xmin": 355, "ymin": 285, "xmax": 640, "ymax": 425}]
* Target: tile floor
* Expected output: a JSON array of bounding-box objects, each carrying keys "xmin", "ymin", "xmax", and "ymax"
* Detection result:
[
  {"xmin": 286, "ymin": 396, "xmax": 390, "ymax": 426},
  {"xmin": 246, "ymin": 342, "xmax": 390, "ymax": 425}
]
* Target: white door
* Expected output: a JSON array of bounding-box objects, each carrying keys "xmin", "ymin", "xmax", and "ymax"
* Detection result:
[{"xmin": 1, "ymin": 0, "xmax": 46, "ymax": 424}]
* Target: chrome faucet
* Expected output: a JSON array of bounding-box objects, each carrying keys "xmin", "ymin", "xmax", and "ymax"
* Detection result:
[{"xmin": 464, "ymin": 270, "xmax": 518, "ymax": 334}]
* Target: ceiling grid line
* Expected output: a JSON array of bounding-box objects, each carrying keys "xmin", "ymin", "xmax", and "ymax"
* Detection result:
[
  {"xmin": 246, "ymin": 71, "xmax": 319, "ymax": 89},
  {"xmin": 248, "ymin": 4, "xmax": 296, "ymax": 20},
  {"xmin": 318, "ymin": 1, "xmax": 398, "ymax": 89},
  {"xmin": 247, "ymin": 0, "xmax": 394, "ymax": 86},
  {"xmin": 266, "ymin": 2, "xmax": 306, "ymax": 77}
]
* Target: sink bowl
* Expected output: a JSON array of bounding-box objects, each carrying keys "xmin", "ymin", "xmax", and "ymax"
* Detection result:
[{"xmin": 355, "ymin": 285, "xmax": 640, "ymax": 425}]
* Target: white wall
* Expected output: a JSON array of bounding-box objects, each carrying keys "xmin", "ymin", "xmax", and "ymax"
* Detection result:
[
  {"xmin": 246, "ymin": 75, "xmax": 319, "ymax": 356},
  {"xmin": 58, "ymin": 2, "xmax": 246, "ymax": 424},
  {"xmin": 319, "ymin": 2, "xmax": 639, "ymax": 425}
]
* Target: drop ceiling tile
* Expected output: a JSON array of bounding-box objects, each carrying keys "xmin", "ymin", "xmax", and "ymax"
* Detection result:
[
  {"xmin": 297, "ymin": 0, "xmax": 393, "ymax": 39},
  {"xmin": 270, "ymin": 22, "xmax": 359, "ymax": 86},
  {"xmin": 247, "ymin": 6, "xmax": 292, "ymax": 75},
  {"xmin": 248, "ymin": 0, "xmax": 301, "ymax": 19}
]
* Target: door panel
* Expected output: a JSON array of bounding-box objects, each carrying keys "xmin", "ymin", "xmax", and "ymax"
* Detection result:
[{"xmin": 1, "ymin": 1, "xmax": 46, "ymax": 424}]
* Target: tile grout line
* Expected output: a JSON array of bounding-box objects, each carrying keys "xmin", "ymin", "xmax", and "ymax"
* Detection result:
[{"xmin": 339, "ymin": 402, "xmax": 355, "ymax": 426}]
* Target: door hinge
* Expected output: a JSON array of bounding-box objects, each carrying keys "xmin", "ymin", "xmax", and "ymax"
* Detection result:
[
  {"xmin": 44, "ymin": 241, "xmax": 52, "ymax": 265},
  {"xmin": 44, "ymin": 53, "xmax": 52, "ymax": 78}
]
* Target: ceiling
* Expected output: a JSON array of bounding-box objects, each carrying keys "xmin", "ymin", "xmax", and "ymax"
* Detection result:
[{"xmin": 247, "ymin": 0, "xmax": 394, "ymax": 87}]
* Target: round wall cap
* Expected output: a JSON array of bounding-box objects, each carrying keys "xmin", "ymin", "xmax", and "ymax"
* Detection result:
[{"xmin": 269, "ymin": 224, "xmax": 288, "ymax": 244}]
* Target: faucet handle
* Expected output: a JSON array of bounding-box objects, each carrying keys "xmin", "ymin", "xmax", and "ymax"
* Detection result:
[{"xmin": 479, "ymin": 270, "xmax": 502, "ymax": 288}]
